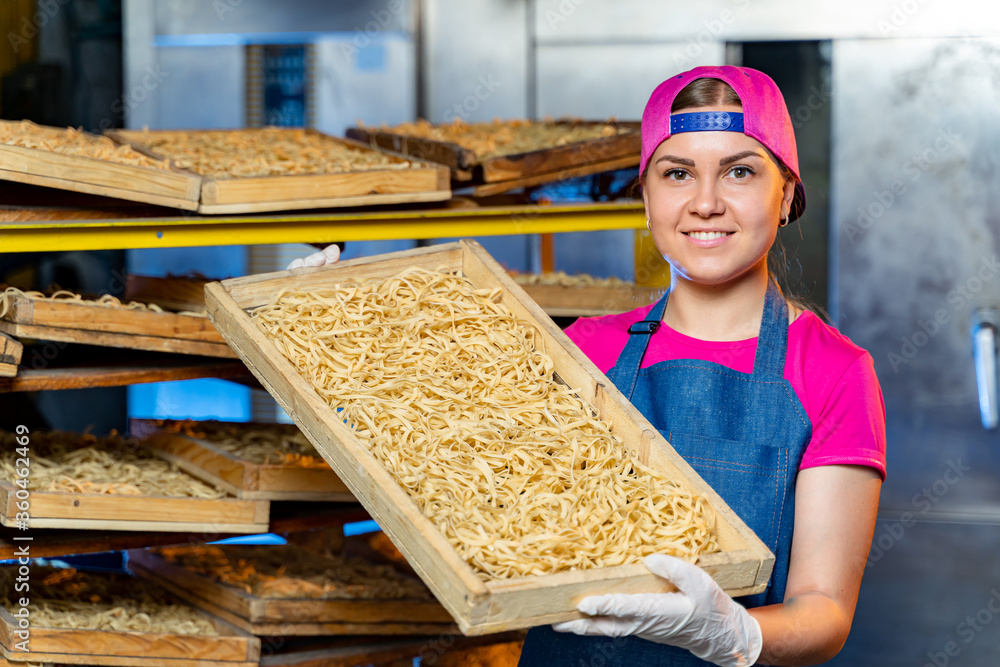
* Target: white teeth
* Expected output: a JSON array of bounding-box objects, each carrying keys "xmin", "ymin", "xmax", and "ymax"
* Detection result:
[{"xmin": 688, "ymin": 231, "xmax": 729, "ymax": 240}]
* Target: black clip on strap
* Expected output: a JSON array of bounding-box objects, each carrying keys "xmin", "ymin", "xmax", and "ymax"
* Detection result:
[{"xmin": 627, "ymin": 320, "xmax": 661, "ymax": 335}]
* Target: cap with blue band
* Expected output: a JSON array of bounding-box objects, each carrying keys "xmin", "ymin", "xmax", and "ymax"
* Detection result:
[{"xmin": 670, "ymin": 111, "xmax": 745, "ymax": 134}]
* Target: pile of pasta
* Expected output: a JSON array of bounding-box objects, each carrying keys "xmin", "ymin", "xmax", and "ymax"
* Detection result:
[
  {"xmin": 0, "ymin": 566, "xmax": 218, "ymax": 635},
  {"xmin": 0, "ymin": 120, "xmax": 170, "ymax": 170},
  {"xmin": 511, "ymin": 271, "xmax": 632, "ymax": 288},
  {"xmin": 0, "ymin": 285, "xmax": 205, "ymax": 319},
  {"xmin": 164, "ymin": 420, "xmax": 327, "ymax": 468},
  {"xmin": 250, "ymin": 268, "xmax": 719, "ymax": 580},
  {"xmin": 125, "ymin": 128, "xmax": 413, "ymax": 179},
  {"xmin": 153, "ymin": 544, "xmax": 431, "ymax": 600},
  {"xmin": 0, "ymin": 430, "xmax": 225, "ymax": 497},
  {"xmin": 368, "ymin": 118, "xmax": 628, "ymax": 159}
]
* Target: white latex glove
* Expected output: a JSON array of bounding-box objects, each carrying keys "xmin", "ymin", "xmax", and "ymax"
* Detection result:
[
  {"xmin": 553, "ymin": 554, "xmax": 762, "ymax": 667},
  {"xmin": 286, "ymin": 244, "xmax": 341, "ymax": 270}
]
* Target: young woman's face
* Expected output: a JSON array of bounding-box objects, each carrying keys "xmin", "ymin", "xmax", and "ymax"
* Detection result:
[{"xmin": 642, "ymin": 105, "xmax": 795, "ymax": 288}]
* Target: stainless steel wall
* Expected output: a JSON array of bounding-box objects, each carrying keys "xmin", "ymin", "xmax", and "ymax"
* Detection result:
[{"xmin": 828, "ymin": 37, "xmax": 1000, "ymax": 666}]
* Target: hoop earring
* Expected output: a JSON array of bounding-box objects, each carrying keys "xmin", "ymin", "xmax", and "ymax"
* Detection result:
[
  {"xmin": 646, "ymin": 219, "xmax": 651, "ymax": 230},
  {"xmin": 779, "ymin": 215, "xmax": 789, "ymax": 227}
]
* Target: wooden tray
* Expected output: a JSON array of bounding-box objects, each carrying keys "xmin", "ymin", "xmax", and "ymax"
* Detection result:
[
  {"xmin": 0, "ymin": 574, "xmax": 259, "ymax": 667},
  {"xmin": 347, "ymin": 120, "xmax": 640, "ymax": 195},
  {"xmin": 132, "ymin": 419, "xmax": 355, "ymax": 501},
  {"xmin": 126, "ymin": 274, "xmax": 211, "ymax": 313},
  {"xmin": 258, "ymin": 634, "xmax": 526, "ymax": 667},
  {"xmin": 108, "ymin": 129, "xmax": 451, "ymax": 215},
  {"xmin": 203, "ymin": 240, "xmax": 774, "ymax": 635},
  {"xmin": 0, "ymin": 291, "xmax": 236, "ymax": 359},
  {"xmin": 518, "ymin": 283, "xmax": 666, "ymax": 318},
  {"xmin": 128, "ymin": 546, "xmax": 456, "ymax": 636},
  {"xmin": 0, "ymin": 123, "xmax": 201, "ymax": 211}
]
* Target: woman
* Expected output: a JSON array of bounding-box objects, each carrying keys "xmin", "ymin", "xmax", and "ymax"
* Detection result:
[
  {"xmin": 517, "ymin": 66, "xmax": 886, "ymax": 666},
  {"xmin": 290, "ymin": 65, "xmax": 885, "ymax": 666}
]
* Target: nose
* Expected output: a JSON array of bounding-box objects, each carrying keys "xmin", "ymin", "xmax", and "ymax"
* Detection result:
[{"xmin": 689, "ymin": 178, "xmax": 725, "ymax": 218}]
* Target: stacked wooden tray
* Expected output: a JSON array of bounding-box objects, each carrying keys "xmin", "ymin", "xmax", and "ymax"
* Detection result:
[
  {"xmin": 204, "ymin": 241, "xmax": 773, "ymax": 635},
  {"xmin": 108, "ymin": 128, "xmax": 451, "ymax": 214},
  {"xmin": 132, "ymin": 419, "xmax": 355, "ymax": 501},
  {"xmin": 129, "ymin": 543, "xmax": 456, "ymax": 636},
  {"xmin": 0, "ymin": 430, "xmax": 268, "ymax": 533},
  {"xmin": 0, "ymin": 566, "xmax": 260, "ymax": 667},
  {"xmin": 512, "ymin": 273, "xmax": 666, "ymax": 318},
  {"xmin": 0, "ymin": 289, "xmax": 234, "ymax": 358},
  {"xmin": 347, "ymin": 119, "xmax": 640, "ymax": 196},
  {"xmin": 0, "ymin": 120, "xmax": 202, "ymax": 210}
]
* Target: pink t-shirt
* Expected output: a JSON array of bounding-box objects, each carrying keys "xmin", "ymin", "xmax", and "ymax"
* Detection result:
[{"xmin": 565, "ymin": 306, "xmax": 887, "ymax": 480}]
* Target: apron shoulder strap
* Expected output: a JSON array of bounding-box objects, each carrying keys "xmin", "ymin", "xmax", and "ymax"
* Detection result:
[
  {"xmin": 606, "ymin": 294, "xmax": 668, "ymax": 401},
  {"xmin": 752, "ymin": 282, "xmax": 791, "ymax": 378}
]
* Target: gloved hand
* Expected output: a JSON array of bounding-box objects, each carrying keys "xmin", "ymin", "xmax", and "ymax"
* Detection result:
[
  {"xmin": 552, "ymin": 554, "xmax": 762, "ymax": 667},
  {"xmin": 286, "ymin": 244, "xmax": 341, "ymax": 270}
]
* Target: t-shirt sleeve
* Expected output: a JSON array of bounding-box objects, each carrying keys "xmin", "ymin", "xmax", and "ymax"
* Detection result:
[{"xmin": 799, "ymin": 352, "xmax": 887, "ymax": 480}]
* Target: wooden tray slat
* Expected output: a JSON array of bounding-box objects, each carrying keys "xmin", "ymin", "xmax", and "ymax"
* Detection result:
[
  {"xmin": 518, "ymin": 282, "xmax": 665, "ymax": 318},
  {"xmin": 204, "ymin": 241, "xmax": 773, "ymax": 635}
]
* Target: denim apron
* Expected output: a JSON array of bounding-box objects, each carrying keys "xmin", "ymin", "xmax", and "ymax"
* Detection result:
[{"xmin": 519, "ymin": 284, "xmax": 811, "ymax": 666}]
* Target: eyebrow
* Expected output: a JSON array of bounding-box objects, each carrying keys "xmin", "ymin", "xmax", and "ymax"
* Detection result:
[{"xmin": 654, "ymin": 150, "xmax": 765, "ymax": 168}]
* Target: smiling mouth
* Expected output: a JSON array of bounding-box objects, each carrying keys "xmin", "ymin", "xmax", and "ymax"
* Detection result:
[{"xmin": 685, "ymin": 231, "xmax": 734, "ymax": 240}]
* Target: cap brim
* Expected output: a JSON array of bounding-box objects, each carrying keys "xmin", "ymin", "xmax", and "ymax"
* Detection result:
[{"xmin": 789, "ymin": 181, "xmax": 807, "ymax": 223}]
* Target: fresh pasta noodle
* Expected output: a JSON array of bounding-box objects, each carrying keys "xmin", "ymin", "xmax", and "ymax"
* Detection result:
[
  {"xmin": 154, "ymin": 544, "xmax": 432, "ymax": 600},
  {"xmin": 0, "ymin": 119, "xmax": 171, "ymax": 170},
  {"xmin": 0, "ymin": 286, "xmax": 206, "ymax": 319},
  {"xmin": 511, "ymin": 271, "xmax": 632, "ymax": 288},
  {"xmin": 250, "ymin": 268, "xmax": 719, "ymax": 580},
  {"xmin": 0, "ymin": 430, "xmax": 226, "ymax": 498},
  {"xmin": 126, "ymin": 128, "xmax": 413, "ymax": 179},
  {"xmin": 0, "ymin": 567, "xmax": 218, "ymax": 635},
  {"xmin": 163, "ymin": 420, "xmax": 328, "ymax": 468},
  {"xmin": 366, "ymin": 118, "xmax": 628, "ymax": 159}
]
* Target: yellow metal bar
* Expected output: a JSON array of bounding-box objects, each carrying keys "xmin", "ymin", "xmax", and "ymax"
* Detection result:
[{"xmin": 0, "ymin": 202, "xmax": 645, "ymax": 253}]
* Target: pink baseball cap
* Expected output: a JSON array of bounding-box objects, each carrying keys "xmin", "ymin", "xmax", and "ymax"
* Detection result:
[{"xmin": 640, "ymin": 65, "xmax": 806, "ymax": 222}]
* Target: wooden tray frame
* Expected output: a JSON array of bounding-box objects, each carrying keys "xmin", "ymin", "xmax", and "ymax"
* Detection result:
[
  {"xmin": 128, "ymin": 547, "xmax": 456, "ymax": 636},
  {"xmin": 132, "ymin": 419, "xmax": 355, "ymax": 501},
  {"xmin": 347, "ymin": 120, "xmax": 640, "ymax": 194},
  {"xmin": 0, "ymin": 477, "xmax": 269, "ymax": 533},
  {"xmin": 0, "ymin": 576, "xmax": 259, "ymax": 667},
  {"xmin": 0, "ymin": 292, "xmax": 235, "ymax": 359},
  {"xmin": 108, "ymin": 129, "xmax": 452, "ymax": 215},
  {"xmin": 204, "ymin": 240, "xmax": 774, "ymax": 635},
  {"xmin": 0, "ymin": 122, "xmax": 201, "ymax": 211}
]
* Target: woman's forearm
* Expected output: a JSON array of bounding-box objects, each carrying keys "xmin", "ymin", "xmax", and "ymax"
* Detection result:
[{"xmin": 750, "ymin": 592, "xmax": 852, "ymax": 666}]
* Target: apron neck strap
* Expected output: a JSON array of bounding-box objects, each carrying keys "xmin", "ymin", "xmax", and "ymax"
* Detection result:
[
  {"xmin": 605, "ymin": 282, "xmax": 790, "ymax": 398},
  {"xmin": 752, "ymin": 282, "xmax": 790, "ymax": 378}
]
